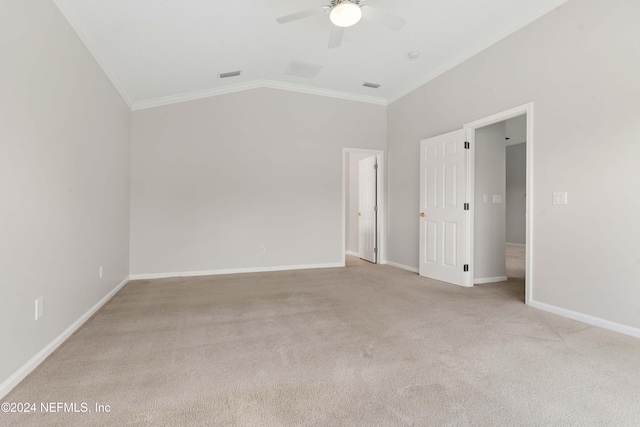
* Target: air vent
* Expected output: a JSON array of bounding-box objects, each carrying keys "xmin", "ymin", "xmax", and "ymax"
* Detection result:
[
  {"xmin": 284, "ymin": 61, "xmax": 323, "ymax": 78},
  {"xmin": 363, "ymin": 82, "xmax": 381, "ymax": 89},
  {"xmin": 219, "ymin": 70, "xmax": 241, "ymax": 79}
]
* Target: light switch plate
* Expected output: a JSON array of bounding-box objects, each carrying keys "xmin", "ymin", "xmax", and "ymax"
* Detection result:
[
  {"xmin": 553, "ymin": 192, "xmax": 568, "ymax": 205},
  {"xmin": 492, "ymin": 195, "xmax": 502, "ymax": 204}
]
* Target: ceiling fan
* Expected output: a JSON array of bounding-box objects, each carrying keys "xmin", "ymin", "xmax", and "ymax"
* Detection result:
[{"xmin": 276, "ymin": 0, "xmax": 406, "ymax": 49}]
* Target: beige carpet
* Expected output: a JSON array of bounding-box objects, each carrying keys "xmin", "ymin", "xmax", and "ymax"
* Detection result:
[{"xmin": 3, "ymin": 256, "xmax": 640, "ymax": 426}]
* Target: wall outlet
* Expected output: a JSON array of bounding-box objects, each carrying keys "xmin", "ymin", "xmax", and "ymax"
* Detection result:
[
  {"xmin": 99, "ymin": 266, "xmax": 103, "ymax": 279},
  {"xmin": 492, "ymin": 195, "xmax": 503, "ymax": 204},
  {"xmin": 260, "ymin": 246, "xmax": 266, "ymax": 254},
  {"xmin": 553, "ymin": 192, "xmax": 568, "ymax": 205},
  {"xmin": 35, "ymin": 297, "xmax": 43, "ymax": 320}
]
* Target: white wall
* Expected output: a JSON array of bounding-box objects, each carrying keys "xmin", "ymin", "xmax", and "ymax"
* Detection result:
[
  {"xmin": 347, "ymin": 153, "xmax": 374, "ymax": 254},
  {"xmin": 505, "ymin": 115, "xmax": 527, "ymax": 145},
  {"xmin": 474, "ymin": 122, "xmax": 506, "ymax": 281},
  {"xmin": 0, "ymin": 0, "xmax": 131, "ymax": 389},
  {"xmin": 506, "ymin": 143, "xmax": 527, "ymax": 245},
  {"xmin": 387, "ymin": 0, "xmax": 640, "ymax": 330},
  {"xmin": 130, "ymin": 89, "xmax": 386, "ymax": 275}
]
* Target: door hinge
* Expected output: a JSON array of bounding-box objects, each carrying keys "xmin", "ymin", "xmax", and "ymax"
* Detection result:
[
  {"xmin": 464, "ymin": 264, "xmax": 469, "ymax": 272},
  {"xmin": 464, "ymin": 141, "xmax": 470, "ymax": 149},
  {"xmin": 374, "ymin": 205, "xmax": 378, "ymax": 212},
  {"xmin": 464, "ymin": 203, "xmax": 469, "ymax": 210},
  {"xmin": 374, "ymin": 248, "xmax": 378, "ymax": 254},
  {"xmin": 374, "ymin": 163, "xmax": 378, "ymax": 170}
]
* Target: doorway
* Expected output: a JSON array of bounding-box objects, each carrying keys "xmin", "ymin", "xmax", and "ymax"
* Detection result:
[
  {"xmin": 472, "ymin": 116, "xmax": 527, "ymax": 298},
  {"xmin": 343, "ymin": 148, "xmax": 385, "ymax": 265},
  {"xmin": 464, "ymin": 103, "xmax": 533, "ymax": 305}
]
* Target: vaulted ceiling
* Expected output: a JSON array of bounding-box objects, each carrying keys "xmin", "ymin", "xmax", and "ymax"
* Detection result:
[{"xmin": 53, "ymin": 0, "xmax": 568, "ymax": 110}]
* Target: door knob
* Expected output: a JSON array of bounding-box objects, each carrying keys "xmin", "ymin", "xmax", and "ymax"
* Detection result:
[
  {"xmin": 420, "ymin": 212, "xmax": 425, "ymax": 217},
  {"xmin": 357, "ymin": 212, "xmax": 361, "ymax": 216}
]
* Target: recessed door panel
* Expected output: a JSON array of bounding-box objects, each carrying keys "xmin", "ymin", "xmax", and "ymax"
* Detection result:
[
  {"xmin": 443, "ymin": 222, "xmax": 457, "ymax": 267},
  {"xmin": 425, "ymin": 167, "xmax": 438, "ymax": 208},
  {"xmin": 443, "ymin": 164, "xmax": 457, "ymax": 208},
  {"xmin": 424, "ymin": 221, "xmax": 437, "ymax": 263}
]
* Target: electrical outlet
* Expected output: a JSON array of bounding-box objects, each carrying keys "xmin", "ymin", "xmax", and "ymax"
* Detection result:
[
  {"xmin": 260, "ymin": 246, "xmax": 266, "ymax": 254},
  {"xmin": 99, "ymin": 266, "xmax": 103, "ymax": 279},
  {"xmin": 553, "ymin": 192, "xmax": 568, "ymax": 205},
  {"xmin": 492, "ymin": 195, "xmax": 502, "ymax": 204},
  {"xmin": 35, "ymin": 297, "xmax": 43, "ymax": 320}
]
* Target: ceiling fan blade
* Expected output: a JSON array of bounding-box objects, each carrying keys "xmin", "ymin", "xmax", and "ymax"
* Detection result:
[
  {"xmin": 276, "ymin": 8, "xmax": 326, "ymax": 24},
  {"xmin": 328, "ymin": 25, "xmax": 345, "ymax": 49},
  {"xmin": 361, "ymin": 7, "xmax": 406, "ymax": 31}
]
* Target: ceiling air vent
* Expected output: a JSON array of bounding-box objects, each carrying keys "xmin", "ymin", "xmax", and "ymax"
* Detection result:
[
  {"xmin": 363, "ymin": 82, "xmax": 381, "ymax": 88},
  {"xmin": 284, "ymin": 61, "xmax": 323, "ymax": 78},
  {"xmin": 219, "ymin": 70, "xmax": 241, "ymax": 79}
]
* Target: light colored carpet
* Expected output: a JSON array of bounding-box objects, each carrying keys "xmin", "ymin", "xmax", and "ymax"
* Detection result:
[
  {"xmin": 3, "ymin": 256, "xmax": 640, "ymax": 426},
  {"xmin": 506, "ymin": 244, "xmax": 525, "ymax": 280}
]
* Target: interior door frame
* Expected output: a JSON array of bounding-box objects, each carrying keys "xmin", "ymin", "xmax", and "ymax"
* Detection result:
[
  {"xmin": 463, "ymin": 103, "xmax": 534, "ymax": 305},
  {"xmin": 342, "ymin": 148, "xmax": 386, "ymax": 265}
]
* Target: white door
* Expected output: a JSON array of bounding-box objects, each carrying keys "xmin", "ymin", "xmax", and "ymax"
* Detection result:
[
  {"xmin": 358, "ymin": 156, "xmax": 377, "ymax": 263},
  {"xmin": 419, "ymin": 130, "xmax": 469, "ymax": 286}
]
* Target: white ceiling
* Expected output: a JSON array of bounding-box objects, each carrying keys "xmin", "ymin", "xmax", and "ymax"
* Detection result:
[{"xmin": 53, "ymin": 0, "xmax": 567, "ymax": 110}]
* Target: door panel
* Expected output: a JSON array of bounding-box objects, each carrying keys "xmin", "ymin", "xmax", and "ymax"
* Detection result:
[
  {"xmin": 419, "ymin": 129, "xmax": 469, "ymax": 286},
  {"xmin": 358, "ymin": 156, "xmax": 377, "ymax": 263}
]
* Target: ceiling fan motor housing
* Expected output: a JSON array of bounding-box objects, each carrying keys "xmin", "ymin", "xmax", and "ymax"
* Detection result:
[{"xmin": 330, "ymin": 0, "xmax": 363, "ymax": 27}]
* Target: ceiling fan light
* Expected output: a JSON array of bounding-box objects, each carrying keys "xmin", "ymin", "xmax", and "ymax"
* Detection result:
[{"xmin": 330, "ymin": 1, "xmax": 362, "ymax": 28}]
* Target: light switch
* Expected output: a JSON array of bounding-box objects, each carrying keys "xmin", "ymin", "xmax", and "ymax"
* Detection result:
[
  {"xmin": 492, "ymin": 195, "xmax": 502, "ymax": 204},
  {"xmin": 553, "ymin": 192, "xmax": 568, "ymax": 205},
  {"xmin": 483, "ymin": 194, "xmax": 489, "ymax": 203}
]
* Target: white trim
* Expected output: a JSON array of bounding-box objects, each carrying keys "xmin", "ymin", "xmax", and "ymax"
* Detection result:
[
  {"xmin": 129, "ymin": 262, "xmax": 343, "ymax": 281},
  {"xmin": 132, "ymin": 80, "xmax": 387, "ymax": 111},
  {"xmin": 386, "ymin": 1, "xmax": 568, "ymax": 105},
  {"xmin": 53, "ymin": 1, "xmax": 133, "ymax": 109},
  {"xmin": 474, "ymin": 276, "xmax": 508, "ymax": 284},
  {"xmin": 506, "ymin": 242, "xmax": 526, "ymax": 247},
  {"xmin": 530, "ymin": 300, "xmax": 640, "ymax": 339},
  {"xmin": 345, "ymin": 250, "xmax": 359, "ymax": 257},
  {"xmin": 342, "ymin": 148, "xmax": 386, "ymax": 267},
  {"xmin": 464, "ymin": 102, "xmax": 534, "ymax": 306},
  {"xmin": 0, "ymin": 276, "xmax": 130, "ymax": 399},
  {"xmin": 385, "ymin": 261, "xmax": 419, "ymax": 273}
]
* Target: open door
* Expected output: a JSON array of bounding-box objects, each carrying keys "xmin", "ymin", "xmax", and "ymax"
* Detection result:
[
  {"xmin": 419, "ymin": 130, "xmax": 470, "ymax": 286},
  {"xmin": 358, "ymin": 156, "xmax": 377, "ymax": 263}
]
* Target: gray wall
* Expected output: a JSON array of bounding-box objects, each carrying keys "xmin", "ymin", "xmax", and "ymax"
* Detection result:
[
  {"xmin": 506, "ymin": 143, "xmax": 527, "ymax": 245},
  {"xmin": 347, "ymin": 153, "xmax": 374, "ymax": 254},
  {"xmin": 130, "ymin": 89, "xmax": 386, "ymax": 275},
  {"xmin": 474, "ymin": 123, "xmax": 506, "ymax": 280},
  {"xmin": 0, "ymin": 0, "xmax": 131, "ymax": 387},
  {"xmin": 387, "ymin": 0, "xmax": 640, "ymax": 329}
]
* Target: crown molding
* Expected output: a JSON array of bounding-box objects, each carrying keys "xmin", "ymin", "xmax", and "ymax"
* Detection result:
[{"xmin": 131, "ymin": 79, "xmax": 387, "ymax": 110}]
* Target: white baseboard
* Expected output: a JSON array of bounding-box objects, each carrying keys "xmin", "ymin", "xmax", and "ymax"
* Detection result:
[
  {"xmin": 529, "ymin": 300, "xmax": 640, "ymax": 339},
  {"xmin": 474, "ymin": 276, "xmax": 508, "ymax": 284},
  {"xmin": 0, "ymin": 276, "xmax": 130, "ymax": 399},
  {"xmin": 130, "ymin": 262, "xmax": 344, "ymax": 281},
  {"xmin": 345, "ymin": 250, "xmax": 359, "ymax": 257},
  {"xmin": 385, "ymin": 260, "xmax": 419, "ymax": 273},
  {"xmin": 506, "ymin": 242, "xmax": 526, "ymax": 247}
]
